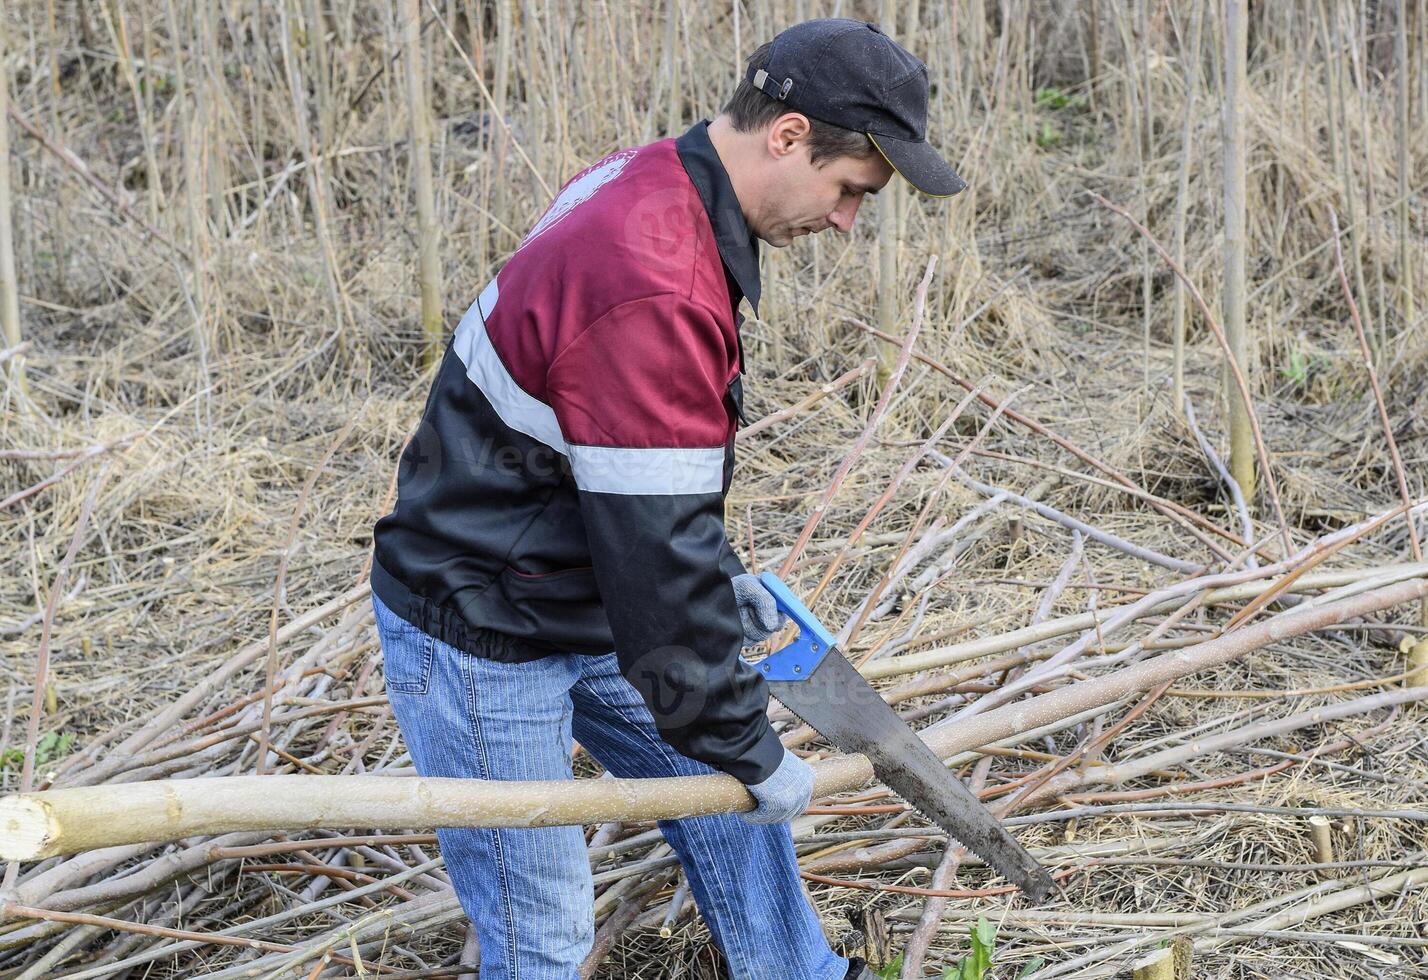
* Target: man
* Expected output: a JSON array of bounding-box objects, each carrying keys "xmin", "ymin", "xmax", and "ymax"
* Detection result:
[{"xmin": 371, "ymin": 18, "xmax": 965, "ymax": 979}]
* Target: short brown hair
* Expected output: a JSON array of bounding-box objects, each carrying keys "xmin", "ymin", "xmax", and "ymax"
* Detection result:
[{"xmin": 721, "ymin": 42, "xmax": 878, "ymax": 165}]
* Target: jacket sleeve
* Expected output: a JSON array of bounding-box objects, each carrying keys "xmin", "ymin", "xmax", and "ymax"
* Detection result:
[
  {"xmin": 546, "ymin": 293, "xmax": 784, "ymax": 784},
  {"xmin": 718, "ymin": 544, "xmax": 748, "ymax": 581}
]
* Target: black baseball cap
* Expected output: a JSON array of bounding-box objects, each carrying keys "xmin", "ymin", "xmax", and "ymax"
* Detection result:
[{"xmin": 747, "ymin": 19, "xmax": 966, "ymax": 197}]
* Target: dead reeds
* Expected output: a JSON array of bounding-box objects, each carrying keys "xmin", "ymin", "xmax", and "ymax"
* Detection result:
[{"xmin": 1, "ymin": 1, "xmax": 1426, "ymax": 977}]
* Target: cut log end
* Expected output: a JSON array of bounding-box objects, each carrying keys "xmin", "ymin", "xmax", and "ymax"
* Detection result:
[
  {"xmin": 1403, "ymin": 638, "xmax": 1428, "ymax": 689},
  {"xmin": 1133, "ymin": 939, "xmax": 1191, "ymax": 980},
  {"xmin": 0, "ymin": 796, "xmax": 56, "ymax": 861},
  {"xmin": 1309, "ymin": 814, "xmax": 1335, "ymax": 871},
  {"xmin": 1131, "ymin": 947, "xmax": 1174, "ymax": 980}
]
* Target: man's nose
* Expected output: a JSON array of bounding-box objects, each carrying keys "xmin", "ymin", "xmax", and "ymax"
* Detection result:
[{"xmin": 827, "ymin": 195, "xmax": 862, "ymax": 233}]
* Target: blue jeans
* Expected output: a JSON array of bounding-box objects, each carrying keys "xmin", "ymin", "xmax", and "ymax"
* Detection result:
[{"xmin": 372, "ymin": 592, "xmax": 847, "ymax": 980}]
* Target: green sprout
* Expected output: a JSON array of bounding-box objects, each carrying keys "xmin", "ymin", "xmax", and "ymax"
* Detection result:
[
  {"xmin": 1279, "ymin": 349, "xmax": 1309, "ymax": 385},
  {"xmin": 0, "ymin": 730, "xmax": 77, "ymax": 771},
  {"xmin": 1034, "ymin": 86, "xmax": 1087, "ymax": 111}
]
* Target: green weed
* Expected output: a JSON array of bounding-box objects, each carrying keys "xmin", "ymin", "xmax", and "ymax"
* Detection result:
[
  {"xmin": 873, "ymin": 918, "xmax": 1043, "ymax": 978},
  {"xmin": 0, "ymin": 730, "xmax": 77, "ymax": 771},
  {"xmin": 875, "ymin": 955, "xmax": 904, "ymax": 978},
  {"xmin": 943, "ymin": 918, "xmax": 1044, "ymax": 979},
  {"xmin": 942, "ymin": 917, "xmax": 995, "ymax": 979},
  {"xmin": 1279, "ymin": 349, "xmax": 1310, "ymax": 385},
  {"xmin": 1034, "ymin": 86, "xmax": 1087, "ymax": 111}
]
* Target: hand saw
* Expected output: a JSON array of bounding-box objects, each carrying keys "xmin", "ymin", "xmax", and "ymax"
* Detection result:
[{"xmin": 748, "ymin": 572, "xmax": 1055, "ymax": 902}]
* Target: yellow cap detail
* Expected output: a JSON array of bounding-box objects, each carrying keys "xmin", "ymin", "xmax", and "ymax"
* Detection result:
[{"xmin": 867, "ymin": 133, "xmax": 963, "ymax": 199}]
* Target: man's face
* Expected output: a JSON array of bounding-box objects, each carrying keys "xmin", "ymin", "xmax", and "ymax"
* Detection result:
[{"xmin": 752, "ymin": 124, "xmax": 895, "ymax": 247}]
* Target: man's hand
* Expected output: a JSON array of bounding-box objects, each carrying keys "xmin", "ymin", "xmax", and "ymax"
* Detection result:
[
  {"xmin": 731, "ymin": 573, "xmax": 789, "ymax": 646},
  {"xmin": 740, "ymin": 747, "xmax": 815, "ymax": 824}
]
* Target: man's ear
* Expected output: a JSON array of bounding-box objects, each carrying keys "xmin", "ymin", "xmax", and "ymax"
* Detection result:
[{"xmin": 766, "ymin": 112, "xmax": 812, "ymax": 160}]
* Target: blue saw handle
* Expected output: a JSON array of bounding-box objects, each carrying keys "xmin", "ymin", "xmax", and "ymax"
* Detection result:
[{"xmin": 749, "ymin": 572, "xmax": 837, "ymax": 682}]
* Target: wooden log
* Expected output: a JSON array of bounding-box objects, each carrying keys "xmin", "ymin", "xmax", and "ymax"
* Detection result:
[
  {"xmin": 1402, "ymin": 637, "xmax": 1428, "ymax": 687},
  {"xmin": 0, "ymin": 773, "xmax": 746, "ymax": 861},
  {"xmin": 403, "ymin": 0, "xmax": 444, "ymax": 366},
  {"xmin": 1131, "ymin": 938, "xmax": 1190, "ymax": 979},
  {"xmin": 860, "ymin": 563, "xmax": 1428, "ymax": 680},
  {"xmin": 1131, "ymin": 948, "xmax": 1173, "ymax": 980},
  {"xmin": 1222, "ymin": 0, "xmax": 1255, "ymax": 499},
  {"xmin": 0, "ymin": 17, "xmax": 26, "ymax": 398},
  {"xmin": 2, "ymin": 575, "xmax": 1424, "ymax": 862},
  {"xmin": 1309, "ymin": 815, "xmax": 1335, "ymax": 876}
]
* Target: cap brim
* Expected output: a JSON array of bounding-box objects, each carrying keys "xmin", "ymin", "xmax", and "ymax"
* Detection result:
[{"xmin": 868, "ymin": 132, "xmax": 967, "ymax": 198}]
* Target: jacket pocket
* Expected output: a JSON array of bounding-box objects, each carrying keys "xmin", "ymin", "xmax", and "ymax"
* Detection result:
[
  {"xmin": 372, "ymin": 594, "xmax": 436, "ymax": 696},
  {"xmin": 493, "ymin": 564, "xmax": 608, "ymax": 647},
  {"xmin": 498, "ymin": 563, "xmax": 598, "ymax": 607}
]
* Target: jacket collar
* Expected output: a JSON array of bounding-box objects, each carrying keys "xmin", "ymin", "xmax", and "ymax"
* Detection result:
[{"xmin": 675, "ymin": 120, "xmax": 762, "ymax": 315}]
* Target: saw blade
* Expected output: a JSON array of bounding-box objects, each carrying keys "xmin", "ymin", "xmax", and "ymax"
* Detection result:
[{"xmin": 767, "ymin": 647, "xmax": 1055, "ymax": 902}]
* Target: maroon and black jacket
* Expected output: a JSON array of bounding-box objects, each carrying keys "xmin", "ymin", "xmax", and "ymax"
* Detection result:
[{"xmin": 372, "ymin": 122, "xmax": 784, "ymax": 784}]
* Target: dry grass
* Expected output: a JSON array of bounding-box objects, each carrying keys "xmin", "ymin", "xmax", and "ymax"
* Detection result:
[{"xmin": 2, "ymin": 1, "xmax": 1427, "ymax": 977}]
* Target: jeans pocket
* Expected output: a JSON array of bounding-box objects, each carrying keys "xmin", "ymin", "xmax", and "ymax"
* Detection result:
[{"xmin": 372, "ymin": 594, "xmax": 435, "ymax": 696}]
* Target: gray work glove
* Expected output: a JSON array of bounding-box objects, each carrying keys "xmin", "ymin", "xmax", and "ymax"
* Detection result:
[
  {"xmin": 731, "ymin": 573, "xmax": 788, "ymax": 647},
  {"xmin": 740, "ymin": 747, "xmax": 815, "ymax": 825}
]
